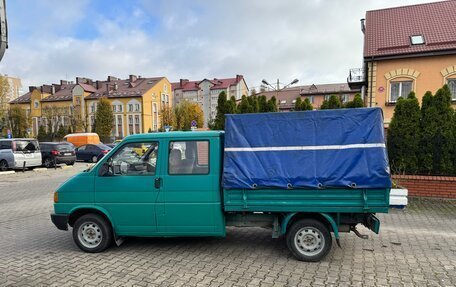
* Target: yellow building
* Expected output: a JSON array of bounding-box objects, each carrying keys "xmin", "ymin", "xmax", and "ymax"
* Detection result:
[
  {"xmin": 9, "ymin": 75, "xmax": 172, "ymax": 139},
  {"xmin": 348, "ymin": 1, "xmax": 456, "ymax": 126}
]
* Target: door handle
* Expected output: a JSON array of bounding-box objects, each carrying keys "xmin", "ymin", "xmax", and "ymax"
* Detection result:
[{"xmin": 154, "ymin": 177, "xmax": 161, "ymax": 189}]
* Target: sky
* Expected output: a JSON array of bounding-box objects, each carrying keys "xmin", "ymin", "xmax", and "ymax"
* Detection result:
[{"xmin": 0, "ymin": 0, "xmax": 443, "ymax": 91}]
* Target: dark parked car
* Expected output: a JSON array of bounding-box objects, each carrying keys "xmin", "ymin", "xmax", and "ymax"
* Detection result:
[
  {"xmin": 40, "ymin": 142, "xmax": 76, "ymax": 167},
  {"xmin": 75, "ymin": 144, "xmax": 111, "ymax": 163}
]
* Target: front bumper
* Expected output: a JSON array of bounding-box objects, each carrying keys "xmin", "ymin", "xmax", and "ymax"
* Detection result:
[{"xmin": 51, "ymin": 213, "xmax": 69, "ymax": 231}]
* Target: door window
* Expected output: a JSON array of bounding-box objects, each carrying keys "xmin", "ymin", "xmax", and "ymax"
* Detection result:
[
  {"xmin": 106, "ymin": 142, "xmax": 158, "ymax": 176},
  {"xmin": 168, "ymin": 141, "xmax": 209, "ymax": 175}
]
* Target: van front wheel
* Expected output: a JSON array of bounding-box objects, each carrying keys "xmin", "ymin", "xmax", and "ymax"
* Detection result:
[
  {"xmin": 286, "ymin": 219, "xmax": 332, "ymax": 262},
  {"xmin": 72, "ymin": 214, "xmax": 112, "ymax": 253}
]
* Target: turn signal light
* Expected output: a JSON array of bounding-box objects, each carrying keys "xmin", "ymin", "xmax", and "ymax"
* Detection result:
[{"xmin": 53, "ymin": 192, "xmax": 58, "ymax": 203}]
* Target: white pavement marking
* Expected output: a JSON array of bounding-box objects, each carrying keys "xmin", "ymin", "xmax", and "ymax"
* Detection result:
[{"xmin": 0, "ymin": 171, "xmax": 15, "ymax": 175}]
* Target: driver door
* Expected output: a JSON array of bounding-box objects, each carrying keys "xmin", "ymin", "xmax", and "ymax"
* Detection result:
[{"xmin": 94, "ymin": 140, "xmax": 161, "ymax": 236}]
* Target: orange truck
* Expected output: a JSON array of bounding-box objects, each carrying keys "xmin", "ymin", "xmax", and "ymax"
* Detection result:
[{"xmin": 63, "ymin": 133, "xmax": 100, "ymax": 147}]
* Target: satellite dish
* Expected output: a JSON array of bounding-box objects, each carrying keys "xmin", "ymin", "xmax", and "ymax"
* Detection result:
[{"xmin": 0, "ymin": 0, "xmax": 7, "ymax": 62}]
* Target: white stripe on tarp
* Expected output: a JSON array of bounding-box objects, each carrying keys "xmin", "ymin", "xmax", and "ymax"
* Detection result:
[{"xmin": 225, "ymin": 143, "xmax": 386, "ymax": 152}]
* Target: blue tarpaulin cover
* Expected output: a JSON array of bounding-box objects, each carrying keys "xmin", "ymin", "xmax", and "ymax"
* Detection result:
[{"xmin": 222, "ymin": 107, "xmax": 392, "ymax": 189}]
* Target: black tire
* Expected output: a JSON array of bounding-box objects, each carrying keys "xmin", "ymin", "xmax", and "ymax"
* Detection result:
[
  {"xmin": 72, "ymin": 214, "xmax": 113, "ymax": 253},
  {"xmin": 68, "ymin": 161, "xmax": 75, "ymax": 166},
  {"xmin": 0, "ymin": 160, "xmax": 8, "ymax": 171},
  {"xmin": 43, "ymin": 157, "xmax": 54, "ymax": 168},
  {"xmin": 91, "ymin": 155, "xmax": 98, "ymax": 163},
  {"xmin": 286, "ymin": 219, "xmax": 332, "ymax": 262}
]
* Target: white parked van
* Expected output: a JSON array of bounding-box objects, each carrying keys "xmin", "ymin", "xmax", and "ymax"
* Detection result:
[{"xmin": 0, "ymin": 138, "xmax": 42, "ymax": 171}]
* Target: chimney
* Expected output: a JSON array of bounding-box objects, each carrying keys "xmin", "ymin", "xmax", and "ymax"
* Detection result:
[
  {"xmin": 60, "ymin": 80, "xmax": 69, "ymax": 85},
  {"xmin": 76, "ymin": 77, "xmax": 83, "ymax": 84},
  {"xmin": 52, "ymin": 84, "xmax": 62, "ymax": 93},
  {"xmin": 29, "ymin": 86, "xmax": 36, "ymax": 92},
  {"xmin": 107, "ymin": 76, "xmax": 118, "ymax": 82},
  {"xmin": 236, "ymin": 74, "xmax": 242, "ymax": 82},
  {"xmin": 51, "ymin": 85, "xmax": 55, "ymax": 94},
  {"xmin": 96, "ymin": 80, "xmax": 102, "ymax": 89},
  {"xmin": 129, "ymin": 74, "xmax": 137, "ymax": 82},
  {"xmin": 360, "ymin": 18, "xmax": 365, "ymax": 34},
  {"xmin": 180, "ymin": 79, "xmax": 188, "ymax": 87}
]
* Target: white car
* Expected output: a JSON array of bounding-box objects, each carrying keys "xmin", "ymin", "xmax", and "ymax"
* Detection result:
[{"xmin": 0, "ymin": 138, "xmax": 42, "ymax": 171}]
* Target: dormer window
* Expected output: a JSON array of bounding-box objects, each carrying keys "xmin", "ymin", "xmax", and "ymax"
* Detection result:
[{"xmin": 410, "ymin": 35, "xmax": 425, "ymax": 45}]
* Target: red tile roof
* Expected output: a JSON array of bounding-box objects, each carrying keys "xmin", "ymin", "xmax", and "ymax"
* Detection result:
[
  {"xmin": 85, "ymin": 77, "xmax": 164, "ymax": 99},
  {"xmin": 78, "ymin": 83, "xmax": 97, "ymax": 93},
  {"xmin": 172, "ymin": 80, "xmax": 200, "ymax": 92},
  {"xmin": 41, "ymin": 84, "xmax": 76, "ymax": 102},
  {"xmin": 364, "ymin": 0, "xmax": 456, "ymax": 58},
  {"xmin": 172, "ymin": 75, "xmax": 244, "ymax": 92},
  {"xmin": 9, "ymin": 92, "xmax": 32, "ymax": 104}
]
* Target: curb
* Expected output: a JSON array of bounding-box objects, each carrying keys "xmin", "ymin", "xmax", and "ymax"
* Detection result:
[
  {"xmin": 33, "ymin": 168, "xmax": 48, "ymax": 172},
  {"xmin": 0, "ymin": 170, "xmax": 15, "ymax": 175},
  {"xmin": 60, "ymin": 165, "xmax": 73, "ymax": 169}
]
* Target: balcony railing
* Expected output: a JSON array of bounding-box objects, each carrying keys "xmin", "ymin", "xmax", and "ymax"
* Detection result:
[{"xmin": 347, "ymin": 68, "xmax": 366, "ymax": 89}]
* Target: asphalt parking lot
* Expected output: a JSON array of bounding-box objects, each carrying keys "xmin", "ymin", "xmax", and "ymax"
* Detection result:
[{"xmin": 0, "ymin": 165, "xmax": 455, "ymax": 287}]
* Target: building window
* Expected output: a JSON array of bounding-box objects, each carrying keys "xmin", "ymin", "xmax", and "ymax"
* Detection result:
[
  {"xmin": 447, "ymin": 79, "xmax": 456, "ymax": 101},
  {"xmin": 118, "ymin": 104, "xmax": 123, "ymax": 112},
  {"xmin": 153, "ymin": 103, "xmax": 158, "ymax": 131},
  {"xmin": 112, "ymin": 105, "xmax": 117, "ymax": 112},
  {"xmin": 90, "ymin": 116, "xmax": 95, "ymax": 132},
  {"xmin": 128, "ymin": 115, "xmax": 134, "ymax": 135},
  {"xmin": 341, "ymin": 94, "xmax": 349, "ymax": 103},
  {"xmin": 324, "ymin": 95, "xmax": 330, "ymax": 101},
  {"xmin": 134, "ymin": 115, "xmax": 140, "ymax": 134},
  {"xmin": 308, "ymin": 96, "xmax": 314, "ymax": 104},
  {"xmin": 128, "ymin": 104, "xmax": 133, "ymax": 112},
  {"xmin": 34, "ymin": 100, "xmax": 39, "ymax": 109},
  {"xmin": 410, "ymin": 35, "xmax": 425, "ymax": 45},
  {"xmin": 135, "ymin": 104, "xmax": 140, "ymax": 112},
  {"xmin": 117, "ymin": 115, "xmax": 123, "ymax": 138},
  {"xmin": 390, "ymin": 81, "xmax": 413, "ymax": 102}
]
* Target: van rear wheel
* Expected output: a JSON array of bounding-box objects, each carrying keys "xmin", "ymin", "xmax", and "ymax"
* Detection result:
[
  {"xmin": 0, "ymin": 160, "xmax": 8, "ymax": 171},
  {"xmin": 72, "ymin": 214, "xmax": 112, "ymax": 253},
  {"xmin": 286, "ymin": 219, "xmax": 332, "ymax": 262}
]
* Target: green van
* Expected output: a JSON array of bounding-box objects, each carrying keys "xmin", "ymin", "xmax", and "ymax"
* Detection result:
[{"xmin": 51, "ymin": 131, "xmax": 389, "ymax": 262}]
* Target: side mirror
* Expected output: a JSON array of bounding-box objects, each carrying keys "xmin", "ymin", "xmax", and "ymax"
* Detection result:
[{"xmin": 98, "ymin": 163, "xmax": 110, "ymax": 176}]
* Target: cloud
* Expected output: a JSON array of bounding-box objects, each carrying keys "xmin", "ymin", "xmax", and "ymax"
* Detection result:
[{"xmin": 0, "ymin": 0, "xmax": 443, "ymax": 91}]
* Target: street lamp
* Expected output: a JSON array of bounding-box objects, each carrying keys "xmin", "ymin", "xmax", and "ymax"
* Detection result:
[
  {"xmin": 262, "ymin": 78, "xmax": 299, "ymax": 91},
  {"xmin": 261, "ymin": 78, "xmax": 299, "ymax": 107}
]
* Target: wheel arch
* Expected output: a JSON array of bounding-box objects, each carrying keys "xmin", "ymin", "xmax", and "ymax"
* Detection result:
[
  {"xmin": 68, "ymin": 206, "xmax": 114, "ymax": 229},
  {"xmin": 281, "ymin": 212, "xmax": 339, "ymax": 239}
]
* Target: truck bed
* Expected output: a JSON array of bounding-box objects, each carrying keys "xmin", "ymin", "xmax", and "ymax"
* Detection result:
[{"xmin": 223, "ymin": 188, "xmax": 390, "ymax": 213}]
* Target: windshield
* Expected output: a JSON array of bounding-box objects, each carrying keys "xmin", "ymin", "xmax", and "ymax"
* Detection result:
[{"xmin": 13, "ymin": 140, "xmax": 39, "ymax": 153}]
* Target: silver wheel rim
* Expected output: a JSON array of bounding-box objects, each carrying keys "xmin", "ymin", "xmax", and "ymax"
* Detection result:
[
  {"xmin": 45, "ymin": 158, "xmax": 52, "ymax": 167},
  {"xmin": 92, "ymin": 156, "xmax": 98, "ymax": 163},
  {"xmin": 0, "ymin": 161, "xmax": 7, "ymax": 170},
  {"xmin": 77, "ymin": 221, "xmax": 102, "ymax": 249},
  {"xmin": 294, "ymin": 227, "xmax": 325, "ymax": 257}
]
